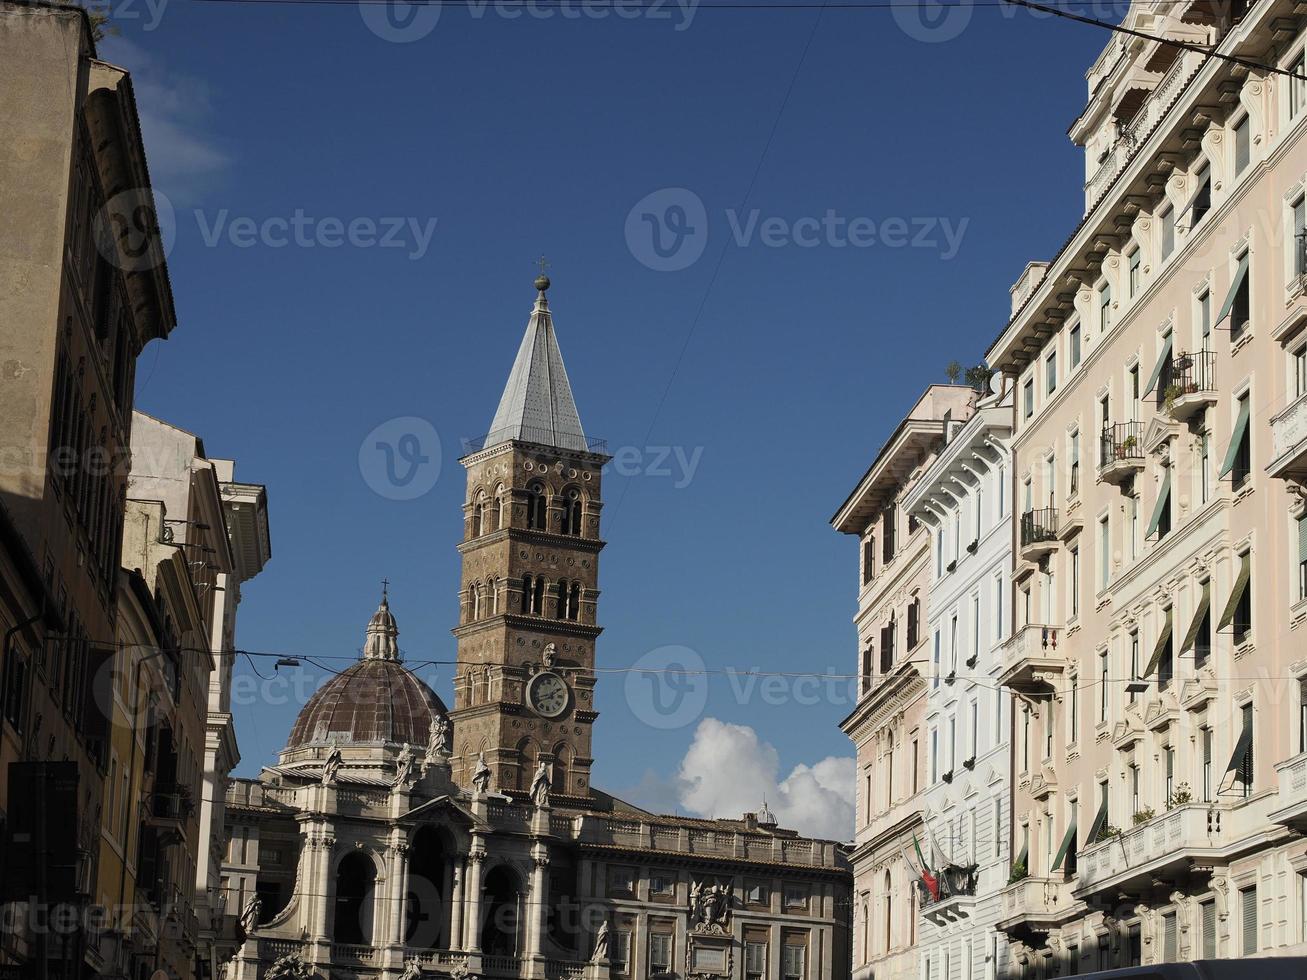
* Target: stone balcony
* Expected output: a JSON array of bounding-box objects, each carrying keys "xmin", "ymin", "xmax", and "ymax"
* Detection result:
[
  {"xmin": 1074, "ymin": 797, "xmax": 1275, "ymax": 898},
  {"xmin": 996, "ymin": 876, "xmax": 1083, "ymax": 944},
  {"xmin": 999, "ymin": 624, "xmax": 1066, "ymax": 694},
  {"xmin": 1269, "ymin": 392, "xmax": 1307, "ymax": 485},
  {"xmin": 1269, "ymin": 751, "xmax": 1307, "ymax": 829},
  {"xmin": 255, "ymin": 940, "xmax": 583, "ymax": 980}
]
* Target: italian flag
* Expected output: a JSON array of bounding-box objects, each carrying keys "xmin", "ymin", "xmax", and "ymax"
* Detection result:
[{"xmin": 913, "ymin": 833, "xmax": 940, "ymax": 900}]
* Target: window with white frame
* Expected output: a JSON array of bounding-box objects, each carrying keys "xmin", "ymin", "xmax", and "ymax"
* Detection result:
[
  {"xmin": 1099, "ymin": 281, "xmax": 1112, "ymax": 332},
  {"xmin": 1160, "ymin": 205, "xmax": 1175, "ymax": 261},
  {"xmin": 1070, "ymin": 321, "xmax": 1083, "ymax": 368},
  {"xmin": 1292, "ymin": 50, "xmax": 1307, "ymax": 120},
  {"xmin": 1070, "ymin": 543, "xmax": 1081, "ymax": 618},
  {"xmin": 1128, "ymin": 247, "xmax": 1141, "ymax": 297},
  {"xmin": 1293, "ymin": 194, "xmax": 1306, "ymax": 279},
  {"xmin": 1046, "ymin": 350, "xmax": 1058, "ymax": 396},
  {"xmin": 1233, "ymin": 114, "xmax": 1251, "ymax": 176}
]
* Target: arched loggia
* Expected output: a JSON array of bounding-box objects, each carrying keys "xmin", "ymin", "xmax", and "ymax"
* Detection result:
[
  {"xmin": 406, "ymin": 826, "xmax": 454, "ymax": 950},
  {"xmin": 480, "ymin": 864, "xmax": 525, "ymax": 956},
  {"xmin": 334, "ymin": 851, "xmax": 378, "ymax": 945}
]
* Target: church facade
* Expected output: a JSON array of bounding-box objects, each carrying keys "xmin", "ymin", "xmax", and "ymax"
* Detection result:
[{"xmin": 217, "ymin": 277, "xmax": 852, "ymax": 980}]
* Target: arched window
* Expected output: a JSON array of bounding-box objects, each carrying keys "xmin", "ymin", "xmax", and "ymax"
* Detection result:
[
  {"xmin": 481, "ymin": 866, "xmax": 524, "ymax": 955},
  {"xmin": 334, "ymin": 851, "xmax": 378, "ymax": 945},
  {"xmin": 526, "ymin": 482, "xmax": 546, "ymax": 530},
  {"xmin": 567, "ymin": 582, "xmax": 581, "ymax": 622},
  {"xmin": 533, "ymin": 576, "xmax": 545, "ymax": 615},
  {"xmin": 521, "ymin": 575, "xmax": 532, "ymax": 615},
  {"xmin": 472, "ymin": 491, "xmax": 486, "ymax": 537},
  {"xmin": 487, "ymin": 577, "xmax": 497, "ymax": 616},
  {"xmin": 559, "ymin": 488, "xmax": 582, "ymax": 536},
  {"xmin": 555, "ymin": 579, "xmax": 568, "ymax": 620},
  {"xmin": 470, "ymin": 581, "xmax": 482, "ymax": 621},
  {"xmin": 492, "ymin": 484, "xmax": 505, "ymax": 529},
  {"xmin": 883, "ymin": 869, "xmax": 893, "ymax": 953},
  {"xmin": 552, "ymin": 743, "xmax": 571, "ymax": 793}
]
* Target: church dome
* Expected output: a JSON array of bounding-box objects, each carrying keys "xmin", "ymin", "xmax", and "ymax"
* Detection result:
[{"xmin": 286, "ymin": 590, "xmax": 447, "ymax": 750}]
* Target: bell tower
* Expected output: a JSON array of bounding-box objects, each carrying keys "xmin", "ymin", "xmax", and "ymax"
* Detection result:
[{"xmin": 450, "ymin": 274, "xmax": 608, "ymax": 802}]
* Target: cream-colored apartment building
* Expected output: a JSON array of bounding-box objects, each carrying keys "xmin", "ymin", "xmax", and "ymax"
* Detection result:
[
  {"xmin": 987, "ymin": 0, "xmax": 1307, "ymax": 973},
  {"xmin": 832, "ymin": 385, "xmax": 977, "ymax": 980}
]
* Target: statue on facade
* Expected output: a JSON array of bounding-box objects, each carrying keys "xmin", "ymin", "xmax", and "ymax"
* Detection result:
[
  {"xmin": 394, "ymin": 744, "xmax": 417, "ymax": 788},
  {"xmin": 590, "ymin": 920, "xmax": 610, "ymax": 963},
  {"xmin": 471, "ymin": 752, "xmax": 492, "ymax": 796},
  {"xmin": 690, "ymin": 881, "xmax": 732, "ymax": 933},
  {"xmin": 238, "ymin": 894, "xmax": 261, "ymax": 935},
  {"xmin": 426, "ymin": 713, "xmax": 451, "ymax": 760},
  {"xmin": 265, "ymin": 952, "xmax": 314, "ymax": 980},
  {"xmin": 542, "ymin": 643, "xmax": 557, "ymax": 669},
  {"xmin": 451, "ymin": 957, "xmax": 479, "ymax": 980},
  {"xmin": 322, "ymin": 740, "xmax": 342, "ymax": 786},
  {"xmin": 398, "ymin": 956, "xmax": 425, "ymax": 980},
  {"xmin": 529, "ymin": 761, "xmax": 551, "ymax": 808}
]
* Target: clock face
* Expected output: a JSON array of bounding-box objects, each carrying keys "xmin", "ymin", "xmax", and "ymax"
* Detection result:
[{"xmin": 528, "ymin": 672, "xmax": 570, "ymax": 718}]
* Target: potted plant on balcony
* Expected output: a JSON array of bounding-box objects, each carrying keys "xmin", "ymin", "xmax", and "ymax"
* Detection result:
[
  {"xmin": 1166, "ymin": 782, "xmax": 1193, "ymax": 810},
  {"xmin": 1131, "ymin": 807, "xmax": 1155, "ymax": 826},
  {"xmin": 1121, "ymin": 434, "xmax": 1138, "ymax": 454},
  {"xmin": 1094, "ymin": 823, "xmax": 1121, "ymax": 844},
  {"xmin": 1008, "ymin": 859, "xmax": 1028, "ymax": 885},
  {"xmin": 1163, "ymin": 384, "xmax": 1183, "ymax": 415}
]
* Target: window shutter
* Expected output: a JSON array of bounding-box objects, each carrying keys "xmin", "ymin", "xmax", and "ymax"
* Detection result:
[
  {"xmin": 1180, "ymin": 582, "xmax": 1212, "ymax": 652},
  {"xmin": 1242, "ymin": 886, "xmax": 1258, "ymax": 954},
  {"xmin": 1146, "ymin": 469, "xmax": 1172, "ymax": 539},
  {"xmin": 1143, "ymin": 333, "xmax": 1175, "ymax": 396},
  {"xmin": 1202, "ymin": 901, "xmax": 1216, "ymax": 958},
  {"xmin": 907, "ymin": 602, "xmax": 919, "ymax": 649},
  {"xmin": 1163, "ymin": 913, "xmax": 1177, "ymax": 962},
  {"xmin": 1219, "ymin": 398, "xmax": 1252, "ymax": 478},
  {"xmin": 1142, "ymin": 609, "xmax": 1174, "ymax": 678},
  {"xmin": 1299, "ymin": 514, "xmax": 1307, "ymax": 564},
  {"xmin": 1218, "ymin": 554, "xmax": 1252, "ymax": 631}
]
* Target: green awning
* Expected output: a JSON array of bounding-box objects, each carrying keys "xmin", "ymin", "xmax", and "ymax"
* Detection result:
[
  {"xmin": 1143, "ymin": 334, "xmax": 1175, "ymax": 396},
  {"xmin": 1014, "ymin": 841, "xmax": 1028, "ymax": 870},
  {"xmin": 1051, "ymin": 817, "xmax": 1078, "ymax": 872},
  {"xmin": 1225, "ymin": 724, "xmax": 1252, "ymax": 775},
  {"xmin": 1142, "ymin": 608, "xmax": 1173, "ymax": 678},
  {"xmin": 1216, "ymin": 253, "xmax": 1250, "ymax": 324},
  {"xmin": 1218, "ymin": 553, "xmax": 1252, "ymax": 631},
  {"xmin": 1219, "ymin": 398, "xmax": 1251, "ymax": 479},
  {"xmin": 1146, "ymin": 469, "xmax": 1172, "ymax": 539},
  {"xmin": 1085, "ymin": 795, "xmax": 1110, "ymax": 844},
  {"xmin": 1179, "ymin": 581, "xmax": 1212, "ymax": 652}
]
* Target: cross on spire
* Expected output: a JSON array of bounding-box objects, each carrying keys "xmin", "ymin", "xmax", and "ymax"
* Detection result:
[
  {"xmin": 381, "ymin": 577, "xmax": 390, "ymax": 600},
  {"xmin": 536, "ymin": 255, "xmax": 550, "ymax": 276}
]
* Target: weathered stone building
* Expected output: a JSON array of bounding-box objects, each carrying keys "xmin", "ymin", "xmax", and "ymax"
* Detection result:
[{"xmin": 219, "ymin": 279, "xmax": 851, "ymax": 980}]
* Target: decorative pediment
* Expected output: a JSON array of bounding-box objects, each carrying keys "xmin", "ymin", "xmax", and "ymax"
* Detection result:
[
  {"xmin": 1180, "ymin": 675, "xmax": 1218, "ymax": 711},
  {"xmin": 402, "ymin": 793, "xmax": 479, "ymax": 827},
  {"xmin": 1145, "ymin": 697, "xmax": 1179, "ymax": 733},
  {"xmin": 1112, "ymin": 717, "xmax": 1144, "ymax": 749},
  {"xmin": 1144, "ymin": 415, "xmax": 1179, "ymax": 456}
]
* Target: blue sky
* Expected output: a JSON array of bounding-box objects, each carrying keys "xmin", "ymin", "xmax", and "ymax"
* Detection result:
[{"xmin": 101, "ymin": 0, "xmax": 1108, "ymax": 837}]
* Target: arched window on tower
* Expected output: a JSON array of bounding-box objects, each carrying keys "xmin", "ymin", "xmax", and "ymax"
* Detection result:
[
  {"xmin": 470, "ymin": 581, "xmax": 482, "ymax": 621},
  {"xmin": 472, "ymin": 491, "xmax": 486, "ymax": 537},
  {"xmin": 533, "ymin": 576, "xmax": 545, "ymax": 615},
  {"xmin": 492, "ymin": 484, "xmax": 505, "ymax": 530},
  {"xmin": 521, "ymin": 576, "xmax": 532, "ymax": 615},
  {"xmin": 526, "ymin": 482, "xmax": 546, "ymax": 530},
  {"xmin": 555, "ymin": 579, "xmax": 568, "ymax": 620},
  {"xmin": 552, "ymin": 743, "xmax": 571, "ymax": 793},
  {"xmin": 567, "ymin": 582, "xmax": 581, "ymax": 622},
  {"xmin": 559, "ymin": 488, "xmax": 582, "ymax": 536},
  {"xmin": 487, "ymin": 577, "xmax": 497, "ymax": 616}
]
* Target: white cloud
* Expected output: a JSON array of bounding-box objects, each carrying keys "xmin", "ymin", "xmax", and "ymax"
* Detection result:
[
  {"xmin": 626, "ymin": 718, "xmax": 855, "ymax": 841},
  {"xmin": 99, "ymin": 37, "xmax": 230, "ymax": 203}
]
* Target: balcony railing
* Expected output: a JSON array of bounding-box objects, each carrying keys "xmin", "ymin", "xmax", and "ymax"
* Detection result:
[
  {"xmin": 1270, "ymin": 750, "xmax": 1307, "ymax": 828},
  {"xmin": 1100, "ymin": 422, "xmax": 1145, "ymax": 471},
  {"xmin": 1000, "ymin": 624, "xmax": 1064, "ymax": 693},
  {"xmin": 1270, "ymin": 392, "xmax": 1307, "ymax": 483},
  {"xmin": 1162, "ymin": 351, "xmax": 1218, "ymax": 421},
  {"xmin": 1019, "ymin": 508, "xmax": 1059, "ymax": 548}
]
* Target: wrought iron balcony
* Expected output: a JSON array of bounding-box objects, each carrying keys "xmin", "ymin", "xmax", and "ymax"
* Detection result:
[
  {"xmin": 1161, "ymin": 350, "xmax": 1217, "ymax": 422},
  {"xmin": 1019, "ymin": 508, "xmax": 1059, "ymax": 560},
  {"xmin": 1270, "ymin": 392, "xmax": 1307, "ymax": 485},
  {"xmin": 1099, "ymin": 422, "xmax": 1145, "ymax": 484}
]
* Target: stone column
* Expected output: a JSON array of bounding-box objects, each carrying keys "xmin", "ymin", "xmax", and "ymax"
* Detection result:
[
  {"xmin": 311, "ymin": 830, "xmax": 337, "ymax": 965},
  {"xmin": 464, "ymin": 846, "xmax": 486, "ymax": 952},
  {"xmin": 441, "ymin": 858, "xmax": 455, "ymax": 949},
  {"xmin": 389, "ymin": 840, "xmax": 410, "ymax": 946},
  {"xmin": 450, "ymin": 857, "xmax": 466, "ymax": 952},
  {"xmin": 527, "ymin": 843, "xmax": 551, "ymax": 978}
]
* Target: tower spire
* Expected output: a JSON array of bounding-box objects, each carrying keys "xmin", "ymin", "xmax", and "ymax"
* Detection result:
[{"xmin": 483, "ymin": 275, "xmax": 588, "ymax": 452}]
